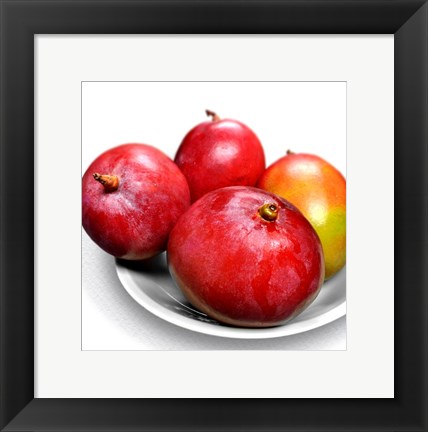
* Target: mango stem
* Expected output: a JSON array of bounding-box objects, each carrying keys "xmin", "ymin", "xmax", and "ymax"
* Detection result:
[
  {"xmin": 93, "ymin": 173, "xmax": 119, "ymax": 192},
  {"xmin": 205, "ymin": 109, "xmax": 220, "ymax": 122},
  {"xmin": 258, "ymin": 203, "xmax": 279, "ymax": 222}
]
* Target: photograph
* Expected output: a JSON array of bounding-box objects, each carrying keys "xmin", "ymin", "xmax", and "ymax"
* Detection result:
[
  {"xmin": 1, "ymin": 0, "xmax": 426, "ymax": 429},
  {"xmin": 81, "ymin": 81, "xmax": 347, "ymax": 349}
]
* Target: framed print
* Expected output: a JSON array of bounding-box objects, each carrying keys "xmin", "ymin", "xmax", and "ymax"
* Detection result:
[
  {"xmin": 80, "ymin": 79, "xmax": 348, "ymax": 347},
  {"xmin": 1, "ymin": 0, "xmax": 427, "ymax": 431}
]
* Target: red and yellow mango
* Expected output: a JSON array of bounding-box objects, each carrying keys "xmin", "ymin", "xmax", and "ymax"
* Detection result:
[{"xmin": 257, "ymin": 152, "xmax": 346, "ymax": 279}]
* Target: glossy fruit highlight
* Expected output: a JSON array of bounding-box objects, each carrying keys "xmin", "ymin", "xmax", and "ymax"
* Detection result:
[
  {"xmin": 174, "ymin": 110, "xmax": 266, "ymax": 202},
  {"xmin": 82, "ymin": 143, "xmax": 191, "ymax": 260},
  {"xmin": 167, "ymin": 186, "xmax": 325, "ymax": 327}
]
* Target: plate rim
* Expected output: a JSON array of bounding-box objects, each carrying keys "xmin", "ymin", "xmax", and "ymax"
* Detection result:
[{"xmin": 116, "ymin": 261, "xmax": 346, "ymax": 340}]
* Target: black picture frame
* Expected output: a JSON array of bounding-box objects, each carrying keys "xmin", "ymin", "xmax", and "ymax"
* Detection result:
[{"xmin": 1, "ymin": 0, "xmax": 427, "ymax": 431}]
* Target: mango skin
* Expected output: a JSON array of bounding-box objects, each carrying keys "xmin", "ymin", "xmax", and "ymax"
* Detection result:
[
  {"xmin": 257, "ymin": 153, "xmax": 346, "ymax": 279},
  {"xmin": 167, "ymin": 186, "xmax": 325, "ymax": 327},
  {"xmin": 175, "ymin": 117, "xmax": 266, "ymax": 203}
]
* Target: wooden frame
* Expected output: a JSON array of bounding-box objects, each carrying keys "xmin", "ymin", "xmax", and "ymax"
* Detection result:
[{"xmin": 1, "ymin": 0, "xmax": 427, "ymax": 430}]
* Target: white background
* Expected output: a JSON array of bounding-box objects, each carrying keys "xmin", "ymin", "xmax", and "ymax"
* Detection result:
[
  {"xmin": 82, "ymin": 82, "xmax": 346, "ymax": 171},
  {"xmin": 35, "ymin": 35, "xmax": 394, "ymax": 398}
]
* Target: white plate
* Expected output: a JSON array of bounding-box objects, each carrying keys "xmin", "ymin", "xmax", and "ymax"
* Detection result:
[{"xmin": 116, "ymin": 253, "xmax": 346, "ymax": 339}]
